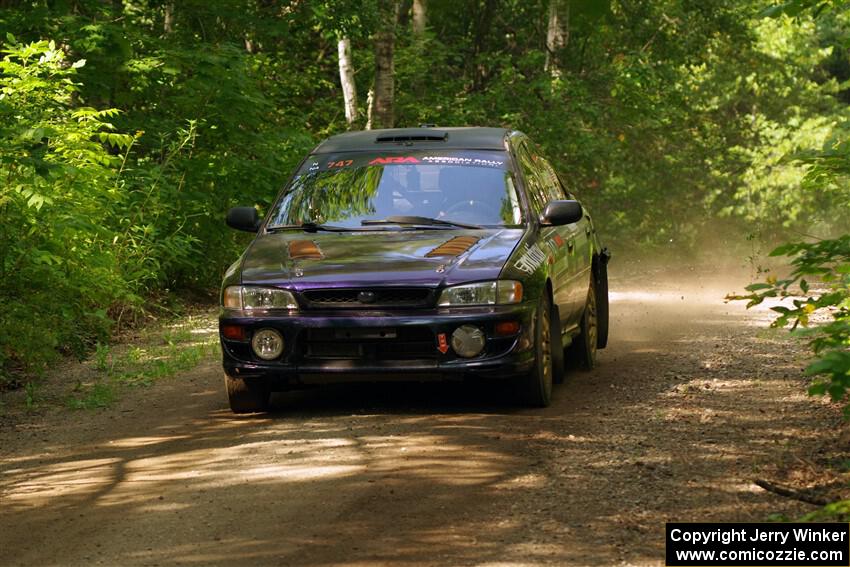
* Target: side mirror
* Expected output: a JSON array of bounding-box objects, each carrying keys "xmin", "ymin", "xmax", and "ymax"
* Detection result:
[
  {"xmin": 226, "ymin": 206, "xmax": 260, "ymax": 232},
  {"xmin": 539, "ymin": 200, "xmax": 583, "ymax": 226}
]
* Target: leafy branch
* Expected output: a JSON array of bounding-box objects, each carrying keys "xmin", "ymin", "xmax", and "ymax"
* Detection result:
[{"xmin": 731, "ymin": 236, "xmax": 850, "ymax": 412}]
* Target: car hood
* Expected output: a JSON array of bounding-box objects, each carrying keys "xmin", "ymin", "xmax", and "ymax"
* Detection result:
[{"xmin": 239, "ymin": 228, "xmax": 525, "ymax": 290}]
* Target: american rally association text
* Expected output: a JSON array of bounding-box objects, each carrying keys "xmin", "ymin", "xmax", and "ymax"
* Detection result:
[{"xmin": 669, "ymin": 527, "xmax": 848, "ymax": 546}]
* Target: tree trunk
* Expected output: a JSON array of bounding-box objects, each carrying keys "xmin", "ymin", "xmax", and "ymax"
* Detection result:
[
  {"xmin": 545, "ymin": 0, "xmax": 570, "ymax": 75},
  {"xmin": 164, "ymin": 3, "xmax": 175, "ymax": 34},
  {"xmin": 413, "ymin": 0, "xmax": 427, "ymax": 37},
  {"xmin": 337, "ymin": 37, "xmax": 359, "ymax": 127},
  {"xmin": 368, "ymin": 0, "xmax": 399, "ymax": 130},
  {"xmin": 470, "ymin": 0, "xmax": 496, "ymax": 92}
]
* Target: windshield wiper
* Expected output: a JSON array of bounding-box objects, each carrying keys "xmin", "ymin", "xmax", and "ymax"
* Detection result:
[
  {"xmin": 361, "ymin": 215, "xmax": 482, "ymax": 230},
  {"xmin": 266, "ymin": 222, "xmax": 349, "ymax": 233}
]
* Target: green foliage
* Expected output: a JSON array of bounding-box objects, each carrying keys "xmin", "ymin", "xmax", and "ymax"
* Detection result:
[
  {"xmin": 0, "ymin": 39, "xmax": 131, "ymax": 384},
  {"xmin": 734, "ymin": 237, "xmax": 850, "ymax": 411},
  {"xmin": 799, "ymin": 499, "xmax": 850, "ymax": 521},
  {"xmin": 66, "ymin": 381, "xmax": 115, "ymax": 410},
  {"xmin": 93, "ymin": 342, "xmax": 112, "ymax": 372},
  {"xmin": 733, "ymin": 0, "xmax": 850, "ymax": 425},
  {"xmin": 67, "ymin": 317, "xmax": 218, "ymax": 409}
]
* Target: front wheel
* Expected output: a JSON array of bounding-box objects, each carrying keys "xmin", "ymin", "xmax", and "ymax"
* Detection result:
[
  {"xmin": 516, "ymin": 294, "xmax": 555, "ymax": 407},
  {"xmin": 225, "ymin": 374, "xmax": 271, "ymax": 413},
  {"xmin": 567, "ymin": 277, "xmax": 599, "ymax": 370}
]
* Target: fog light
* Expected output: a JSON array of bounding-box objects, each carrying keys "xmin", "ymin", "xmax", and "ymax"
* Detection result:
[
  {"xmin": 451, "ymin": 325, "xmax": 485, "ymax": 358},
  {"xmin": 251, "ymin": 328, "xmax": 284, "ymax": 360}
]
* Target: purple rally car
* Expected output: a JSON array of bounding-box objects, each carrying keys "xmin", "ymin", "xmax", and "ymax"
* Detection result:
[{"xmin": 219, "ymin": 127, "xmax": 610, "ymax": 413}]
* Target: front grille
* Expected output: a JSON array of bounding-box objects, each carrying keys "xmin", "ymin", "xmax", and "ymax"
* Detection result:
[
  {"xmin": 302, "ymin": 288, "xmax": 432, "ymax": 309},
  {"xmin": 299, "ymin": 327, "xmax": 436, "ymax": 361}
]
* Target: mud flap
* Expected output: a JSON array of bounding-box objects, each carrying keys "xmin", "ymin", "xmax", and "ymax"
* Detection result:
[{"xmin": 594, "ymin": 248, "xmax": 610, "ymax": 349}]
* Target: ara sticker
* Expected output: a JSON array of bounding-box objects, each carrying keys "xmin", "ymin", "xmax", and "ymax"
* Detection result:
[
  {"xmin": 513, "ymin": 243, "xmax": 547, "ymax": 274},
  {"xmin": 437, "ymin": 333, "xmax": 449, "ymax": 354},
  {"xmin": 369, "ymin": 156, "xmax": 420, "ymax": 165}
]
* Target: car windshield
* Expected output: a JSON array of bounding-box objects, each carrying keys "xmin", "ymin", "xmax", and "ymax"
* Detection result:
[{"xmin": 266, "ymin": 151, "xmax": 523, "ymax": 229}]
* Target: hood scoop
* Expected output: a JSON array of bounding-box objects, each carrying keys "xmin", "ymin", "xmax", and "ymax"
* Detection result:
[
  {"xmin": 289, "ymin": 240, "xmax": 324, "ymax": 260},
  {"xmin": 425, "ymin": 235, "xmax": 480, "ymax": 258}
]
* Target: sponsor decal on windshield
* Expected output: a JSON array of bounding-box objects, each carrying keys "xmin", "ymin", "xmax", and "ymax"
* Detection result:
[
  {"xmin": 328, "ymin": 159, "xmax": 354, "ymax": 168},
  {"xmin": 421, "ymin": 156, "xmax": 505, "ymax": 168},
  {"xmin": 299, "ymin": 151, "xmax": 510, "ymax": 175},
  {"xmin": 368, "ymin": 156, "xmax": 420, "ymax": 165}
]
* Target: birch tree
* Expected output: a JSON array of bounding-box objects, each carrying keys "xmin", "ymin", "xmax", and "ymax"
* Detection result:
[
  {"xmin": 337, "ymin": 37, "xmax": 358, "ymax": 126},
  {"xmin": 413, "ymin": 0, "xmax": 427, "ymax": 37}
]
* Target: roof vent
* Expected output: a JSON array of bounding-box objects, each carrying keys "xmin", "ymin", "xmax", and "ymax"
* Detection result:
[{"xmin": 375, "ymin": 129, "xmax": 448, "ymax": 143}]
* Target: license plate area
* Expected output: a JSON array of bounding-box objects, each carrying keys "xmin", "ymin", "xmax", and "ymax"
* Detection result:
[
  {"xmin": 300, "ymin": 327, "xmax": 435, "ymax": 361},
  {"xmin": 334, "ymin": 328, "xmax": 397, "ymax": 340}
]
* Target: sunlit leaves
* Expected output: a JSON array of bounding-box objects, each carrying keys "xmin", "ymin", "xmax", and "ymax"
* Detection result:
[
  {"xmin": 0, "ymin": 39, "xmax": 133, "ymax": 380},
  {"xmin": 735, "ymin": 235, "xmax": 850, "ymax": 411}
]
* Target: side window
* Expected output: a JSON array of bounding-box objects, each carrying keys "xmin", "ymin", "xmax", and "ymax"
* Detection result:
[
  {"xmin": 516, "ymin": 142, "xmax": 549, "ymax": 215},
  {"xmin": 554, "ymin": 171, "xmax": 577, "ymax": 200},
  {"xmin": 536, "ymin": 157, "xmax": 566, "ymax": 201}
]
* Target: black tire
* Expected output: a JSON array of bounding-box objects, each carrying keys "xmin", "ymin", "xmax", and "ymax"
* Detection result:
[
  {"xmin": 595, "ymin": 258, "xmax": 609, "ymax": 349},
  {"xmin": 551, "ymin": 303, "xmax": 566, "ymax": 385},
  {"xmin": 568, "ymin": 276, "xmax": 599, "ymax": 370},
  {"xmin": 225, "ymin": 374, "xmax": 271, "ymax": 413},
  {"xmin": 516, "ymin": 294, "xmax": 555, "ymax": 407}
]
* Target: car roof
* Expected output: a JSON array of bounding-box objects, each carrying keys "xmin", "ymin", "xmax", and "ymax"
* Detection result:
[{"xmin": 311, "ymin": 127, "xmax": 512, "ymax": 154}]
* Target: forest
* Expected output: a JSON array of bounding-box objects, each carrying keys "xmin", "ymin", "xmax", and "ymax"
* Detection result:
[
  {"xmin": 0, "ymin": 0, "xmax": 847, "ymax": 401},
  {"xmin": 4, "ymin": 2, "xmax": 850, "ymax": 564}
]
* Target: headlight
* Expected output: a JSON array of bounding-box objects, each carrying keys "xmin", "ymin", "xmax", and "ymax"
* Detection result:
[
  {"xmin": 222, "ymin": 286, "xmax": 298, "ymax": 310},
  {"xmin": 437, "ymin": 280, "xmax": 523, "ymax": 306}
]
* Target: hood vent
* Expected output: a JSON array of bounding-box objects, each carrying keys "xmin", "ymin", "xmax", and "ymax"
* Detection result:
[
  {"xmin": 289, "ymin": 240, "xmax": 324, "ymax": 260},
  {"xmin": 425, "ymin": 236, "xmax": 479, "ymax": 258}
]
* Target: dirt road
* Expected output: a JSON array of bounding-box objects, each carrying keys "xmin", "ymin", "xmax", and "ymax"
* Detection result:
[{"xmin": 0, "ymin": 269, "xmax": 839, "ymax": 566}]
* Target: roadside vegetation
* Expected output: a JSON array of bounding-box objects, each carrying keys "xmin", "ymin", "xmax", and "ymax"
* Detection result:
[{"xmin": 1, "ymin": 310, "xmax": 218, "ymax": 416}]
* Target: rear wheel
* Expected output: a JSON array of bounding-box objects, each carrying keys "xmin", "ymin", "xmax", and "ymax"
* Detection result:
[
  {"xmin": 568, "ymin": 277, "xmax": 598, "ymax": 370},
  {"xmin": 225, "ymin": 374, "xmax": 271, "ymax": 413},
  {"xmin": 517, "ymin": 295, "xmax": 555, "ymax": 407}
]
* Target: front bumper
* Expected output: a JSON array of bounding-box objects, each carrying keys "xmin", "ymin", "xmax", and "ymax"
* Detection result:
[{"xmin": 219, "ymin": 303, "xmax": 537, "ymax": 388}]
